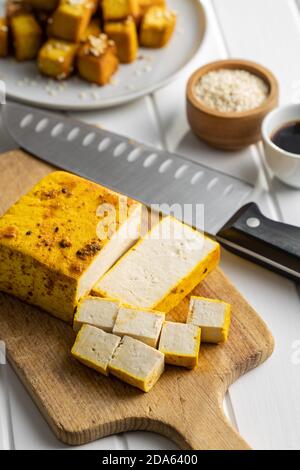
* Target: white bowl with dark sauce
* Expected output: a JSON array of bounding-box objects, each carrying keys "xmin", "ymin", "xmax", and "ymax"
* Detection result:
[{"xmin": 262, "ymin": 104, "xmax": 300, "ymax": 188}]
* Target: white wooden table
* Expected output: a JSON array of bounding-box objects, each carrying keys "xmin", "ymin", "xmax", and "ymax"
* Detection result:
[{"xmin": 0, "ymin": 0, "xmax": 300, "ymax": 450}]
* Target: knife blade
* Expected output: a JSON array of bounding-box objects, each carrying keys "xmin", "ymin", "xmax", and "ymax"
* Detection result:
[{"xmin": 2, "ymin": 102, "xmax": 300, "ymax": 282}]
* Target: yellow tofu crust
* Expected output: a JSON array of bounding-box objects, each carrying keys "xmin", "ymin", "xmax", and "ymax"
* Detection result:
[
  {"xmin": 102, "ymin": 0, "xmax": 140, "ymax": 21},
  {"xmin": 0, "ymin": 171, "xmax": 140, "ymax": 323},
  {"xmin": 139, "ymin": 0, "xmax": 165, "ymax": 15},
  {"xmin": 77, "ymin": 34, "xmax": 119, "ymax": 85},
  {"xmin": 48, "ymin": 0, "xmax": 97, "ymax": 42},
  {"xmin": 38, "ymin": 38, "xmax": 78, "ymax": 79},
  {"xmin": 0, "ymin": 18, "xmax": 9, "ymax": 57},
  {"xmin": 11, "ymin": 14, "xmax": 42, "ymax": 60},
  {"xmin": 139, "ymin": 6, "xmax": 176, "ymax": 48},
  {"xmin": 104, "ymin": 16, "xmax": 138, "ymax": 63},
  {"xmin": 159, "ymin": 322, "xmax": 201, "ymax": 369},
  {"xmin": 188, "ymin": 296, "xmax": 231, "ymax": 344}
]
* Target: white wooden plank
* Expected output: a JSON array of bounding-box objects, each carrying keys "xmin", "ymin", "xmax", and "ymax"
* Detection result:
[{"xmin": 211, "ymin": 0, "xmax": 300, "ymax": 449}]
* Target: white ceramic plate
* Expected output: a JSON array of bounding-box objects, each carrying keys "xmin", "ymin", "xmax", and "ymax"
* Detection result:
[{"xmin": 0, "ymin": 0, "xmax": 206, "ymax": 110}]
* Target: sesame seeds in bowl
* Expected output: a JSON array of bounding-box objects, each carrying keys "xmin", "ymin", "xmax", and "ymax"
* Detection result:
[{"xmin": 186, "ymin": 59, "xmax": 279, "ymax": 151}]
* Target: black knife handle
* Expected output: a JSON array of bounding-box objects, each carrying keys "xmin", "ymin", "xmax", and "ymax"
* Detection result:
[{"xmin": 217, "ymin": 203, "xmax": 300, "ymax": 282}]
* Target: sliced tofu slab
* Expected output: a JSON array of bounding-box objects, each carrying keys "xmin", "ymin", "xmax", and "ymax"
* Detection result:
[
  {"xmin": 94, "ymin": 216, "xmax": 220, "ymax": 313},
  {"xmin": 109, "ymin": 336, "xmax": 164, "ymax": 392},
  {"xmin": 187, "ymin": 297, "xmax": 231, "ymax": 344},
  {"xmin": 158, "ymin": 321, "xmax": 201, "ymax": 369},
  {"xmin": 112, "ymin": 307, "xmax": 165, "ymax": 347},
  {"xmin": 71, "ymin": 324, "xmax": 121, "ymax": 376},
  {"xmin": 73, "ymin": 296, "xmax": 119, "ymax": 333}
]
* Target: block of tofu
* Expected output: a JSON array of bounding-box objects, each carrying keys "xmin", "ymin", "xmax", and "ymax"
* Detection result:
[
  {"xmin": 73, "ymin": 296, "xmax": 119, "ymax": 332},
  {"xmin": 139, "ymin": 0, "xmax": 165, "ymax": 15},
  {"xmin": 102, "ymin": 0, "xmax": 139, "ymax": 21},
  {"xmin": 94, "ymin": 216, "xmax": 220, "ymax": 313},
  {"xmin": 0, "ymin": 18, "xmax": 9, "ymax": 57},
  {"xmin": 80, "ymin": 17, "xmax": 101, "ymax": 42},
  {"xmin": 48, "ymin": 0, "xmax": 97, "ymax": 42},
  {"xmin": 113, "ymin": 306, "xmax": 165, "ymax": 347},
  {"xmin": 25, "ymin": 0, "xmax": 59, "ymax": 11},
  {"xmin": 38, "ymin": 38, "xmax": 78, "ymax": 79},
  {"xmin": 187, "ymin": 297, "xmax": 231, "ymax": 344},
  {"xmin": 109, "ymin": 336, "xmax": 164, "ymax": 392},
  {"xmin": 71, "ymin": 324, "xmax": 121, "ymax": 376},
  {"xmin": 139, "ymin": 6, "xmax": 176, "ymax": 48},
  {"xmin": 11, "ymin": 13, "xmax": 42, "ymax": 61},
  {"xmin": 104, "ymin": 16, "xmax": 138, "ymax": 63},
  {"xmin": 77, "ymin": 34, "xmax": 119, "ymax": 85},
  {"xmin": 0, "ymin": 171, "xmax": 142, "ymax": 323},
  {"xmin": 158, "ymin": 322, "xmax": 201, "ymax": 369}
]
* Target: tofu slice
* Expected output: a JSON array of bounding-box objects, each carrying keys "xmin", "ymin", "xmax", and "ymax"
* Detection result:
[
  {"xmin": 109, "ymin": 336, "xmax": 164, "ymax": 392},
  {"xmin": 158, "ymin": 321, "xmax": 201, "ymax": 369},
  {"xmin": 0, "ymin": 171, "xmax": 142, "ymax": 323},
  {"xmin": 112, "ymin": 306, "xmax": 165, "ymax": 347},
  {"xmin": 73, "ymin": 296, "xmax": 119, "ymax": 333},
  {"xmin": 93, "ymin": 216, "xmax": 220, "ymax": 313},
  {"xmin": 71, "ymin": 324, "xmax": 121, "ymax": 376},
  {"xmin": 187, "ymin": 297, "xmax": 231, "ymax": 344}
]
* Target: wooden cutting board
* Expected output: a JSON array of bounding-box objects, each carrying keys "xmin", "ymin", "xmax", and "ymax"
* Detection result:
[{"xmin": 0, "ymin": 150, "xmax": 274, "ymax": 450}]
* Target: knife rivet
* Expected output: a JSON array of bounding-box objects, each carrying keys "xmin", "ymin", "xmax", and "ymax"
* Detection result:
[{"xmin": 246, "ymin": 217, "xmax": 261, "ymax": 228}]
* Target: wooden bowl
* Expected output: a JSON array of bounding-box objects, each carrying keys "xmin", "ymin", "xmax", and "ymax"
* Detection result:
[{"xmin": 186, "ymin": 59, "xmax": 279, "ymax": 151}]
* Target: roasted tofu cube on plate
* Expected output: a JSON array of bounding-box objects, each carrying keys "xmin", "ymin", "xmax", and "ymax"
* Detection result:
[
  {"xmin": 77, "ymin": 34, "xmax": 119, "ymax": 85},
  {"xmin": 139, "ymin": 5, "xmax": 176, "ymax": 48},
  {"xmin": 11, "ymin": 14, "xmax": 42, "ymax": 61},
  {"xmin": 102, "ymin": 0, "xmax": 139, "ymax": 21},
  {"xmin": 38, "ymin": 38, "xmax": 78, "ymax": 79},
  {"xmin": 104, "ymin": 16, "xmax": 138, "ymax": 63}
]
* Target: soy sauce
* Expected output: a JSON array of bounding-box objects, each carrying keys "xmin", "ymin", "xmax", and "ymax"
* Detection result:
[{"xmin": 272, "ymin": 121, "xmax": 300, "ymax": 155}]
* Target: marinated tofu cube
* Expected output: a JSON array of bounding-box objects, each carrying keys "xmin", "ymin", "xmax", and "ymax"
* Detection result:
[
  {"xmin": 11, "ymin": 14, "xmax": 42, "ymax": 61},
  {"xmin": 187, "ymin": 297, "xmax": 231, "ymax": 344},
  {"xmin": 94, "ymin": 216, "xmax": 220, "ymax": 313},
  {"xmin": 102, "ymin": 0, "xmax": 139, "ymax": 21},
  {"xmin": 77, "ymin": 33, "xmax": 119, "ymax": 85},
  {"xmin": 48, "ymin": 0, "xmax": 97, "ymax": 42},
  {"xmin": 80, "ymin": 17, "xmax": 101, "ymax": 42},
  {"xmin": 24, "ymin": 0, "xmax": 59, "ymax": 11},
  {"xmin": 0, "ymin": 18, "xmax": 9, "ymax": 57},
  {"xmin": 138, "ymin": 0, "xmax": 165, "ymax": 15},
  {"xmin": 113, "ymin": 307, "xmax": 165, "ymax": 347},
  {"xmin": 73, "ymin": 296, "xmax": 119, "ymax": 332},
  {"xmin": 104, "ymin": 16, "xmax": 138, "ymax": 63},
  {"xmin": 109, "ymin": 336, "xmax": 164, "ymax": 392},
  {"xmin": 139, "ymin": 6, "xmax": 176, "ymax": 48},
  {"xmin": 158, "ymin": 322, "xmax": 201, "ymax": 369},
  {"xmin": 71, "ymin": 324, "xmax": 121, "ymax": 376},
  {"xmin": 38, "ymin": 38, "xmax": 78, "ymax": 79}
]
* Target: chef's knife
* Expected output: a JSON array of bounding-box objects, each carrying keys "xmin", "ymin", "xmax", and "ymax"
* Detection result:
[{"xmin": 2, "ymin": 102, "xmax": 300, "ymax": 282}]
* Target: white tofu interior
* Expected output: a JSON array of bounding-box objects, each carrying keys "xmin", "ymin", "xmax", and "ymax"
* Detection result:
[
  {"xmin": 159, "ymin": 322, "xmax": 199, "ymax": 355},
  {"xmin": 95, "ymin": 216, "xmax": 217, "ymax": 308},
  {"xmin": 77, "ymin": 204, "xmax": 141, "ymax": 300},
  {"xmin": 113, "ymin": 307, "xmax": 165, "ymax": 347},
  {"xmin": 188, "ymin": 298, "xmax": 226, "ymax": 328},
  {"xmin": 72, "ymin": 325, "xmax": 121, "ymax": 371},
  {"xmin": 109, "ymin": 336, "xmax": 164, "ymax": 380},
  {"xmin": 75, "ymin": 297, "xmax": 119, "ymax": 332}
]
